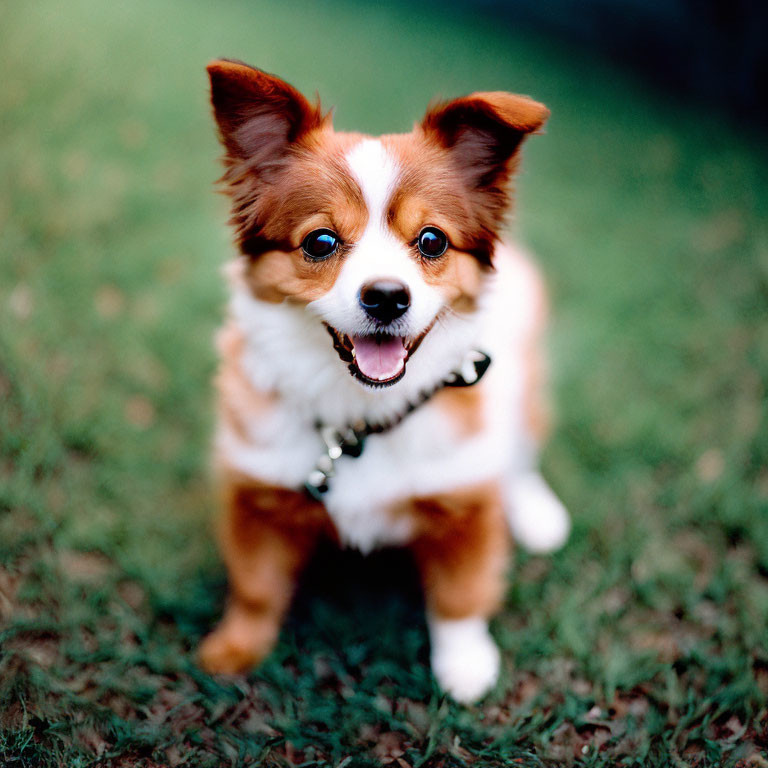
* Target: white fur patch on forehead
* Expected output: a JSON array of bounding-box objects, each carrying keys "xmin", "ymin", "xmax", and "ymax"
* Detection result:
[
  {"xmin": 345, "ymin": 139, "xmax": 399, "ymax": 223},
  {"xmin": 310, "ymin": 136, "xmax": 443, "ymax": 342}
]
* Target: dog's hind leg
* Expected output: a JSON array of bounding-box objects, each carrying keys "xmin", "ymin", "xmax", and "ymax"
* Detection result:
[{"xmin": 505, "ymin": 471, "xmax": 570, "ymax": 554}]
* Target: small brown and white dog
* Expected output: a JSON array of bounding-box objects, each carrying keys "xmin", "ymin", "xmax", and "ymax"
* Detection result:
[{"xmin": 198, "ymin": 59, "xmax": 570, "ymax": 703}]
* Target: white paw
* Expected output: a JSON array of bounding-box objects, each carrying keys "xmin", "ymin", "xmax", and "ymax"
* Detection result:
[
  {"xmin": 428, "ymin": 616, "xmax": 500, "ymax": 703},
  {"xmin": 507, "ymin": 472, "xmax": 570, "ymax": 553}
]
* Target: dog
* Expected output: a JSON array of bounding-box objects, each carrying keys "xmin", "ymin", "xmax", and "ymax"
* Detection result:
[{"xmin": 198, "ymin": 59, "xmax": 570, "ymax": 703}]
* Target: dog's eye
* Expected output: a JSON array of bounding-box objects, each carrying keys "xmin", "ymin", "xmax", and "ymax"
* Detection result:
[
  {"xmin": 417, "ymin": 227, "xmax": 448, "ymax": 258},
  {"xmin": 302, "ymin": 229, "xmax": 339, "ymax": 261}
]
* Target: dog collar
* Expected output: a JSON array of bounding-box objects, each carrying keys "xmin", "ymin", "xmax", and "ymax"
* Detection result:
[{"xmin": 303, "ymin": 349, "xmax": 491, "ymax": 500}]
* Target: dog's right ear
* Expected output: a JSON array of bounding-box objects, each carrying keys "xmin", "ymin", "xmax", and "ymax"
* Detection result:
[
  {"xmin": 421, "ymin": 92, "xmax": 549, "ymax": 191},
  {"xmin": 206, "ymin": 60, "xmax": 325, "ymax": 165}
]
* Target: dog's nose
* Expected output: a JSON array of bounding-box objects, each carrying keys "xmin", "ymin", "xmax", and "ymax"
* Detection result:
[{"xmin": 359, "ymin": 280, "xmax": 411, "ymax": 324}]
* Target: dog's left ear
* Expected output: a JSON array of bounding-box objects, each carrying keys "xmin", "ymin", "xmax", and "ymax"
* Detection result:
[
  {"xmin": 206, "ymin": 59, "xmax": 325, "ymax": 167},
  {"xmin": 421, "ymin": 92, "xmax": 549, "ymax": 189}
]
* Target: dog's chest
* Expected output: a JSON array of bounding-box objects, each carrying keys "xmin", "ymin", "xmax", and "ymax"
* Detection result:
[
  {"xmin": 217, "ymin": 381, "xmax": 515, "ymax": 554},
  {"xmin": 318, "ymin": 410, "xmax": 453, "ymax": 552},
  {"xmin": 324, "ymin": 490, "xmax": 414, "ymax": 554}
]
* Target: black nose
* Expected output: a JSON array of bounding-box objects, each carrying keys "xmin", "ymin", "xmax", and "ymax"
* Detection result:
[{"xmin": 359, "ymin": 280, "xmax": 411, "ymax": 324}]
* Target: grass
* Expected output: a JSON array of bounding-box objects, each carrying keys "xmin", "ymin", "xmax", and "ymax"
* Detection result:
[{"xmin": 1, "ymin": 0, "xmax": 767, "ymax": 764}]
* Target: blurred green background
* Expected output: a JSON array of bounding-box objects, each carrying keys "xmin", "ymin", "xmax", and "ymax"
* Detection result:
[{"xmin": 1, "ymin": 0, "xmax": 767, "ymax": 765}]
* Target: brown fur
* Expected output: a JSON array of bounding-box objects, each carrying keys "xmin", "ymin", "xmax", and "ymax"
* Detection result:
[
  {"xmin": 198, "ymin": 470, "xmax": 334, "ymax": 673},
  {"xmin": 215, "ymin": 322, "xmax": 278, "ymax": 441},
  {"xmin": 407, "ymin": 482, "xmax": 509, "ymax": 620},
  {"xmin": 238, "ymin": 129, "xmax": 370, "ymax": 304},
  {"xmin": 432, "ymin": 381, "xmax": 486, "ymax": 438},
  {"xmin": 522, "ymin": 326, "xmax": 551, "ymax": 442},
  {"xmin": 511, "ymin": 250, "xmax": 552, "ymax": 441},
  {"xmin": 417, "ymin": 92, "xmax": 549, "ymax": 265}
]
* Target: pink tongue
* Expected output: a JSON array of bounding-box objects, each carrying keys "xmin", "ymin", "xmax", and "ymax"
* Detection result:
[{"xmin": 352, "ymin": 335, "xmax": 407, "ymax": 381}]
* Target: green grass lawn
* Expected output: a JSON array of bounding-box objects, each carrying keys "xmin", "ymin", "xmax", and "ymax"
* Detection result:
[{"xmin": 2, "ymin": 0, "xmax": 767, "ymax": 765}]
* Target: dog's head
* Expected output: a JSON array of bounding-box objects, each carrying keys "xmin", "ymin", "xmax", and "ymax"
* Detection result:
[{"xmin": 207, "ymin": 60, "xmax": 548, "ymax": 388}]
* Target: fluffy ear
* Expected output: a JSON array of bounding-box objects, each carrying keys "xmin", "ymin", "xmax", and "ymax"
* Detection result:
[
  {"xmin": 206, "ymin": 60, "xmax": 325, "ymax": 165},
  {"xmin": 421, "ymin": 92, "xmax": 549, "ymax": 188}
]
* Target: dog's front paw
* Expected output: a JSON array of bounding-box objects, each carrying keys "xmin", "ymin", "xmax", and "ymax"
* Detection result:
[
  {"xmin": 428, "ymin": 616, "xmax": 500, "ymax": 703},
  {"xmin": 507, "ymin": 472, "xmax": 570, "ymax": 554},
  {"xmin": 198, "ymin": 607, "xmax": 279, "ymax": 675}
]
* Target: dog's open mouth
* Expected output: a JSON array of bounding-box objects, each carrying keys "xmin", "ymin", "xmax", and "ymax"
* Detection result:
[{"xmin": 325, "ymin": 323, "xmax": 434, "ymax": 387}]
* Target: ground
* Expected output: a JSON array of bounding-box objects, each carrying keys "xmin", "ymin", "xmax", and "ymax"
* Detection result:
[{"xmin": 1, "ymin": 0, "xmax": 767, "ymax": 765}]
